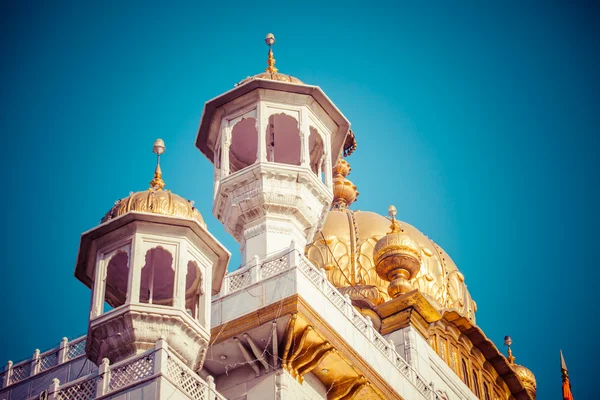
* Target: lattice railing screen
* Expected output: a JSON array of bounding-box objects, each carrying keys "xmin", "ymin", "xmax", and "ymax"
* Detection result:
[
  {"xmin": 109, "ymin": 354, "xmax": 154, "ymax": 391},
  {"xmin": 67, "ymin": 338, "xmax": 86, "ymax": 360},
  {"xmin": 56, "ymin": 376, "xmax": 97, "ymax": 400},
  {"xmin": 165, "ymin": 356, "xmax": 207, "ymax": 400}
]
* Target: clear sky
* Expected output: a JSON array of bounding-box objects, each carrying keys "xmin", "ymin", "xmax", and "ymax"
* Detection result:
[{"xmin": 0, "ymin": 1, "xmax": 598, "ymax": 398}]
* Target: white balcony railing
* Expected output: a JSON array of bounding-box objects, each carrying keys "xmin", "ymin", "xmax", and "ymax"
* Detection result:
[
  {"xmin": 1, "ymin": 336, "xmax": 87, "ymax": 389},
  {"xmin": 38, "ymin": 340, "xmax": 223, "ymax": 400},
  {"xmin": 214, "ymin": 241, "xmax": 438, "ymax": 400}
]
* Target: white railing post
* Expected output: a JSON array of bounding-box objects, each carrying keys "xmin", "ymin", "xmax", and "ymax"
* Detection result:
[
  {"xmin": 365, "ymin": 316, "xmax": 374, "ymax": 340},
  {"xmin": 319, "ymin": 268, "xmax": 327, "ymax": 290},
  {"xmin": 288, "ymin": 240, "xmax": 299, "ymax": 267},
  {"xmin": 96, "ymin": 358, "xmax": 110, "ymax": 395},
  {"xmin": 48, "ymin": 377, "xmax": 60, "ymax": 400},
  {"xmin": 205, "ymin": 375, "xmax": 215, "ymax": 400},
  {"xmin": 388, "ymin": 339, "xmax": 396, "ymax": 361},
  {"xmin": 344, "ymin": 294, "xmax": 353, "ymax": 318},
  {"xmin": 2, "ymin": 360, "xmax": 12, "ymax": 387},
  {"xmin": 250, "ymin": 255, "xmax": 260, "ymax": 282},
  {"xmin": 221, "ymin": 273, "xmax": 230, "ymax": 296},
  {"xmin": 30, "ymin": 349, "xmax": 40, "ymax": 376},
  {"xmin": 154, "ymin": 338, "xmax": 169, "ymax": 375},
  {"xmin": 58, "ymin": 337, "xmax": 69, "ymax": 364}
]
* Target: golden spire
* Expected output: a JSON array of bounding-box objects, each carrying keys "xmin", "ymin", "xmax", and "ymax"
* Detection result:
[
  {"xmin": 265, "ymin": 33, "xmax": 278, "ymax": 73},
  {"xmin": 387, "ymin": 205, "xmax": 402, "ymax": 233},
  {"xmin": 504, "ymin": 336, "xmax": 516, "ymax": 364},
  {"xmin": 149, "ymin": 138, "xmax": 166, "ymax": 190}
]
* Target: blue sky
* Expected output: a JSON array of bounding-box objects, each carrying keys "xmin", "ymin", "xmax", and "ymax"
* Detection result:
[{"xmin": 0, "ymin": 1, "xmax": 598, "ymax": 398}]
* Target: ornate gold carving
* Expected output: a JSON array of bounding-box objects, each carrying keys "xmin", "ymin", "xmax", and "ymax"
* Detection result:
[
  {"xmin": 265, "ymin": 33, "xmax": 278, "ymax": 73},
  {"xmin": 102, "ymin": 189, "xmax": 205, "ymax": 227},
  {"xmin": 331, "ymin": 158, "xmax": 359, "ymax": 210}
]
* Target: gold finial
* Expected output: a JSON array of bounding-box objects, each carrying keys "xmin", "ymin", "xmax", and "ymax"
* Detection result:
[
  {"xmin": 149, "ymin": 138, "xmax": 166, "ymax": 190},
  {"xmin": 504, "ymin": 336, "xmax": 516, "ymax": 364},
  {"xmin": 388, "ymin": 205, "xmax": 402, "ymax": 233},
  {"xmin": 265, "ymin": 33, "xmax": 278, "ymax": 73}
]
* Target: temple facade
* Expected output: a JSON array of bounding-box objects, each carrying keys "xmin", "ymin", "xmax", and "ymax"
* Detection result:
[{"xmin": 0, "ymin": 34, "xmax": 535, "ymax": 400}]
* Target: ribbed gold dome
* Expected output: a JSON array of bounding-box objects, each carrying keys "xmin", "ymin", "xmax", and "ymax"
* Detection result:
[
  {"xmin": 513, "ymin": 364, "xmax": 537, "ymax": 399},
  {"xmin": 102, "ymin": 189, "xmax": 206, "ymax": 228},
  {"xmin": 306, "ymin": 159, "xmax": 477, "ymax": 320},
  {"xmin": 240, "ymin": 71, "xmax": 304, "ymax": 85}
]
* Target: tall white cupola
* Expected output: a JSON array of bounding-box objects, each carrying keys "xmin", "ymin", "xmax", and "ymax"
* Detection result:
[
  {"xmin": 74, "ymin": 140, "xmax": 230, "ymax": 372},
  {"xmin": 196, "ymin": 34, "xmax": 353, "ymax": 264}
]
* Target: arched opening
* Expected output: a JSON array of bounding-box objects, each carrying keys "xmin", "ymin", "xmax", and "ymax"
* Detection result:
[
  {"xmin": 308, "ymin": 127, "xmax": 325, "ymax": 180},
  {"xmin": 229, "ymin": 118, "xmax": 257, "ymax": 173},
  {"xmin": 185, "ymin": 260, "xmax": 204, "ymax": 322},
  {"xmin": 483, "ymin": 383, "xmax": 491, "ymax": 400},
  {"xmin": 139, "ymin": 247, "xmax": 175, "ymax": 306},
  {"xmin": 461, "ymin": 359, "xmax": 470, "ymax": 387},
  {"xmin": 104, "ymin": 251, "xmax": 129, "ymax": 311},
  {"xmin": 472, "ymin": 369, "xmax": 481, "ymax": 397},
  {"xmin": 265, "ymin": 113, "xmax": 300, "ymax": 165}
]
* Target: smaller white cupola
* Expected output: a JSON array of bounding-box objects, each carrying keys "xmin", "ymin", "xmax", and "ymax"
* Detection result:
[{"xmin": 74, "ymin": 139, "xmax": 230, "ymax": 372}]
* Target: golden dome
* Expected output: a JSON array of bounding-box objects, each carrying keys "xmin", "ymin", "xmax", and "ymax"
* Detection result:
[
  {"xmin": 306, "ymin": 159, "xmax": 477, "ymax": 320},
  {"xmin": 512, "ymin": 364, "xmax": 537, "ymax": 399},
  {"xmin": 102, "ymin": 189, "xmax": 206, "ymax": 227}
]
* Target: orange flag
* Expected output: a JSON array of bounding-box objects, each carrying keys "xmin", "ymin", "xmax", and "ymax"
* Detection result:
[{"xmin": 561, "ymin": 350, "xmax": 574, "ymax": 400}]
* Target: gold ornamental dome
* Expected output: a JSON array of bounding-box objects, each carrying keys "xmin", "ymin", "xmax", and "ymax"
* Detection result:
[
  {"xmin": 513, "ymin": 364, "xmax": 537, "ymax": 399},
  {"xmin": 505, "ymin": 337, "xmax": 537, "ymax": 399},
  {"xmin": 102, "ymin": 190, "xmax": 205, "ymax": 228},
  {"xmin": 306, "ymin": 159, "xmax": 477, "ymax": 321},
  {"xmin": 101, "ymin": 139, "xmax": 206, "ymax": 228},
  {"xmin": 373, "ymin": 206, "xmax": 422, "ymax": 298}
]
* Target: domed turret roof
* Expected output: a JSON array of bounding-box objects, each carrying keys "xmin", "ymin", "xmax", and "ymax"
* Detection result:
[
  {"xmin": 101, "ymin": 138, "xmax": 205, "ymax": 228},
  {"xmin": 102, "ymin": 189, "xmax": 205, "ymax": 227},
  {"xmin": 306, "ymin": 158, "xmax": 477, "ymax": 322}
]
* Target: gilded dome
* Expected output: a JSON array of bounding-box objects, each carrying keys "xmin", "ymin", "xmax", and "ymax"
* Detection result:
[
  {"xmin": 102, "ymin": 189, "xmax": 206, "ymax": 227},
  {"xmin": 512, "ymin": 364, "xmax": 537, "ymax": 399}
]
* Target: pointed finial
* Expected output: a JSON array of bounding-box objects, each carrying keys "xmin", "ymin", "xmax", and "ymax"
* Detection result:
[
  {"xmin": 504, "ymin": 335, "xmax": 515, "ymax": 364},
  {"xmin": 150, "ymin": 138, "xmax": 166, "ymax": 190},
  {"xmin": 265, "ymin": 33, "xmax": 278, "ymax": 73},
  {"xmin": 560, "ymin": 350, "xmax": 568, "ymax": 372},
  {"xmin": 388, "ymin": 205, "xmax": 401, "ymax": 233}
]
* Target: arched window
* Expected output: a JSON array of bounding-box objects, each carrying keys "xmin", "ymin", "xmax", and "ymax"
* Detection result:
[
  {"xmin": 472, "ymin": 369, "xmax": 481, "ymax": 397},
  {"xmin": 308, "ymin": 127, "xmax": 325, "ymax": 179},
  {"xmin": 185, "ymin": 260, "xmax": 203, "ymax": 322},
  {"xmin": 140, "ymin": 247, "xmax": 174, "ymax": 306},
  {"xmin": 461, "ymin": 359, "xmax": 470, "ymax": 387},
  {"xmin": 483, "ymin": 383, "xmax": 491, "ymax": 400},
  {"xmin": 266, "ymin": 113, "xmax": 300, "ymax": 165},
  {"xmin": 229, "ymin": 118, "xmax": 258, "ymax": 173},
  {"xmin": 104, "ymin": 251, "xmax": 129, "ymax": 310}
]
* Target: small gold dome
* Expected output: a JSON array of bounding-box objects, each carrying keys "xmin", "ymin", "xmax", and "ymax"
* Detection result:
[
  {"xmin": 513, "ymin": 364, "xmax": 536, "ymax": 399},
  {"xmin": 102, "ymin": 189, "xmax": 206, "ymax": 228},
  {"xmin": 373, "ymin": 207, "xmax": 422, "ymax": 298}
]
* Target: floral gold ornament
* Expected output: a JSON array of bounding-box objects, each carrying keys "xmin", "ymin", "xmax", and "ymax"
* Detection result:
[
  {"xmin": 331, "ymin": 158, "xmax": 359, "ymax": 210},
  {"xmin": 373, "ymin": 205, "xmax": 422, "ymax": 298}
]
